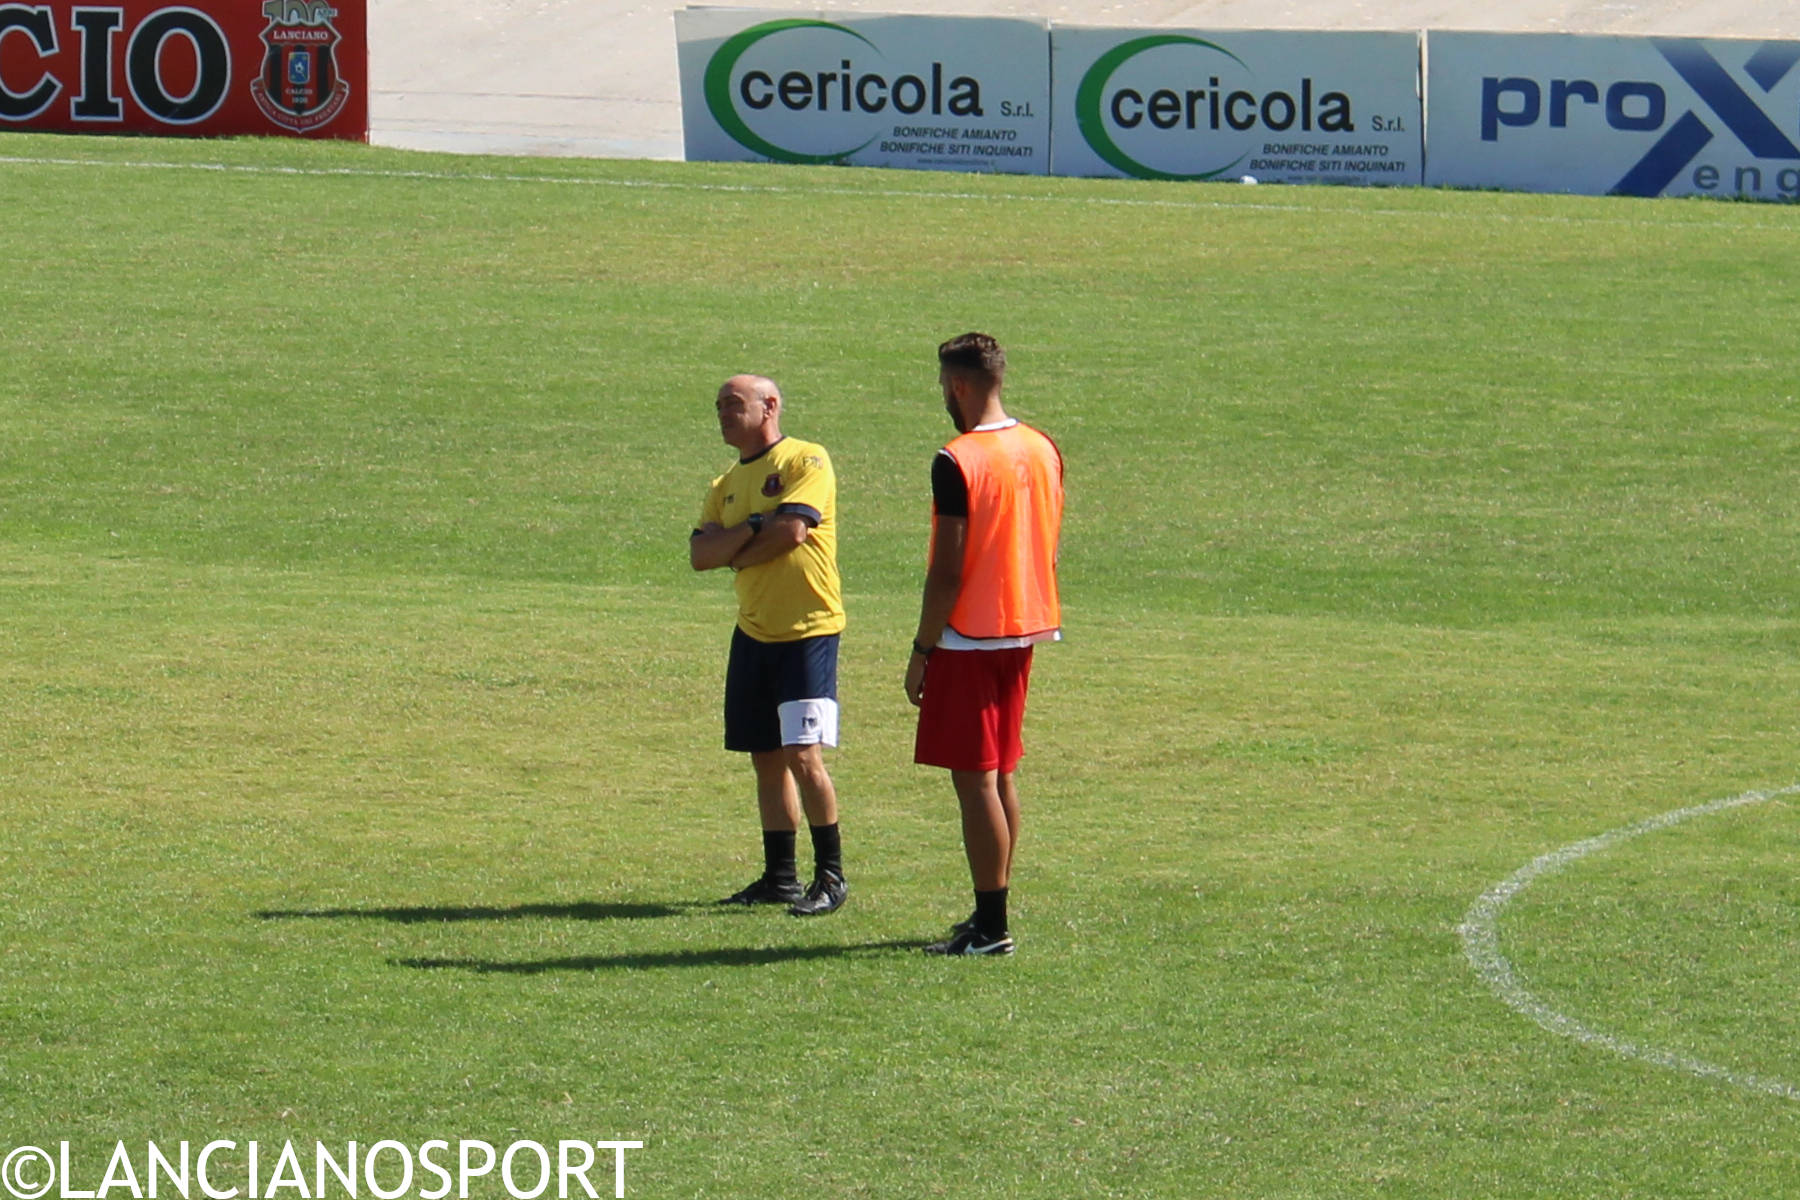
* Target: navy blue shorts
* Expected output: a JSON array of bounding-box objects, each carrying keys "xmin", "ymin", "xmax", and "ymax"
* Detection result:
[{"xmin": 724, "ymin": 628, "xmax": 840, "ymax": 753}]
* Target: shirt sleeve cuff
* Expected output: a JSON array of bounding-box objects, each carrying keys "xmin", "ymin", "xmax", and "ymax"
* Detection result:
[{"xmin": 776, "ymin": 503, "xmax": 822, "ymax": 526}]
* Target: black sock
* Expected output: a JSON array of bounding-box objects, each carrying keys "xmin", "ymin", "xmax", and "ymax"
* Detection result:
[
  {"xmin": 762, "ymin": 830, "xmax": 798, "ymax": 886},
  {"xmin": 974, "ymin": 887, "xmax": 1008, "ymax": 938},
  {"xmin": 808, "ymin": 822, "xmax": 842, "ymax": 880}
]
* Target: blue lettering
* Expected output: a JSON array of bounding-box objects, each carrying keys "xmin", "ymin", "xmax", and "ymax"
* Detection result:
[
  {"xmin": 1480, "ymin": 76, "xmax": 1539, "ymax": 142},
  {"xmin": 1484, "ymin": 76, "xmax": 1670, "ymax": 139},
  {"xmin": 1549, "ymin": 79, "xmax": 1597, "ymax": 127},
  {"xmin": 1606, "ymin": 81, "xmax": 1666, "ymax": 131}
]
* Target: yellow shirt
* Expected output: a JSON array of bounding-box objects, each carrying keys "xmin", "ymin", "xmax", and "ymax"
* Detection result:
[{"xmin": 700, "ymin": 437, "xmax": 846, "ymax": 642}]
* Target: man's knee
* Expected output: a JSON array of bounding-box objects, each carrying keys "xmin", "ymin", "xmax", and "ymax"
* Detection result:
[{"xmin": 784, "ymin": 742, "xmax": 830, "ymax": 782}]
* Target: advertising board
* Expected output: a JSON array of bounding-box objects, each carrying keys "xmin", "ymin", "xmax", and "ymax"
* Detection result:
[
  {"xmin": 1426, "ymin": 32, "xmax": 1800, "ymax": 200},
  {"xmin": 675, "ymin": 7, "xmax": 1050, "ymax": 174},
  {"xmin": 1049, "ymin": 27, "xmax": 1422, "ymax": 184},
  {"xmin": 0, "ymin": 0, "xmax": 367, "ymax": 140}
]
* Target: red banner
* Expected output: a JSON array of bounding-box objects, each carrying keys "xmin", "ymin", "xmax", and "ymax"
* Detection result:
[{"xmin": 0, "ymin": 0, "xmax": 367, "ymax": 140}]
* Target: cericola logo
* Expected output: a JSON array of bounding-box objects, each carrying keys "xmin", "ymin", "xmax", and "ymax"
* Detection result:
[
  {"xmin": 1076, "ymin": 35, "xmax": 1354, "ymax": 180},
  {"xmin": 704, "ymin": 19, "xmax": 983, "ymax": 164},
  {"xmin": 1480, "ymin": 38, "xmax": 1800, "ymax": 196}
]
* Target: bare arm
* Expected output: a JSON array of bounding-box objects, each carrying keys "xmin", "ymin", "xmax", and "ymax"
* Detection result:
[
  {"xmin": 690, "ymin": 513, "xmax": 813, "ymax": 572},
  {"xmin": 905, "ymin": 515, "xmax": 966, "ymax": 706},
  {"xmin": 690, "ymin": 521, "xmax": 753, "ymax": 571},
  {"xmin": 728, "ymin": 512, "xmax": 812, "ymax": 569}
]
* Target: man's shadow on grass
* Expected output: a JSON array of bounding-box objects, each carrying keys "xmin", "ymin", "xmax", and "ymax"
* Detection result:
[
  {"xmin": 394, "ymin": 941, "xmax": 920, "ymax": 974},
  {"xmin": 254, "ymin": 901, "xmax": 707, "ymax": 923},
  {"xmin": 256, "ymin": 903, "xmax": 925, "ymax": 970}
]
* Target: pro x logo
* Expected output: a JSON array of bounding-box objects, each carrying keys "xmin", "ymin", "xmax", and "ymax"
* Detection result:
[
  {"xmin": 1074, "ymin": 35, "xmax": 1353, "ymax": 181},
  {"xmin": 703, "ymin": 18, "xmax": 981, "ymax": 165},
  {"xmin": 1481, "ymin": 38, "xmax": 1800, "ymax": 196},
  {"xmin": 1625, "ymin": 39, "xmax": 1800, "ymax": 195}
]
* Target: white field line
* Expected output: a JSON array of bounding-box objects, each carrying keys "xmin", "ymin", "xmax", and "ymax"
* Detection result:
[
  {"xmin": 1459, "ymin": 784, "xmax": 1800, "ymax": 1100},
  {"xmin": 2, "ymin": 153, "xmax": 1795, "ymax": 233}
]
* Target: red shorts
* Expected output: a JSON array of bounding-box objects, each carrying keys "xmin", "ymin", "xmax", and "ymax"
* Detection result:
[{"xmin": 913, "ymin": 647, "xmax": 1035, "ymax": 773}]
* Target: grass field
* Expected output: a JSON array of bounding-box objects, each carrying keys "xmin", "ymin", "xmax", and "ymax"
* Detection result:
[{"xmin": 3, "ymin": 132, "xmax": 1799, "ymax": 1198}]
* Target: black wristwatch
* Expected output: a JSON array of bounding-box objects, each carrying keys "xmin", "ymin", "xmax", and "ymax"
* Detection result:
[
  {"xmin": 912, "ymin": 640, "xmax": 935, "ymax": 658},
  {"xmin": 747, "ymin": 512, "xmax": 764, "ymax": 534}
]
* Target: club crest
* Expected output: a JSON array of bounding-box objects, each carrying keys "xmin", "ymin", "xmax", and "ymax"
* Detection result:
[
  {"xmin": 251, "ymin": 0, "xmax": 352, "ymax": 132},
  {"xmin": 761, "ymin": 473, "xmax": 783, "ymax": 497}
]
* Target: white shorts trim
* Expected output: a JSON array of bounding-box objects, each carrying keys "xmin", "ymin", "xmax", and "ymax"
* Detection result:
[
  {"xmin": 778, "ymin": 698, "xmax": 839, "ymax": 747},
  {"xmin": 939, "ymin": 627, "xmax": 1061, "ymax": 651}
]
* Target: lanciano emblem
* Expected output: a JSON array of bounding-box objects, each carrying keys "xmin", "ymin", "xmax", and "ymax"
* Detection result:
[{"xmin": 251, "ymin": 0, "xmax": 352, "ymax": 132}]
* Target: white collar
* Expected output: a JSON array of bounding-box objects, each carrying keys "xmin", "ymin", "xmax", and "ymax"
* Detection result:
[{"xmin": 969, "ymin": 418, "xmax": 1019, "ymax": 432}]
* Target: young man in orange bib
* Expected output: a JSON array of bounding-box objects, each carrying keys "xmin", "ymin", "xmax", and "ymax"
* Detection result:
[{"xmin": 905, "ymin": 334, "xmax": 1064, "ymax": 956}]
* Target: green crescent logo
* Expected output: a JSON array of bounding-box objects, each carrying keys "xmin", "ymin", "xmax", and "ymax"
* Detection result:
[
  {"xmin": 704, "ymin": 19, "xmax": 883, "ymax": 165},
  {"xmin": 1074, "ymin": 35, "xmax": 1251, "ymax": 181}
]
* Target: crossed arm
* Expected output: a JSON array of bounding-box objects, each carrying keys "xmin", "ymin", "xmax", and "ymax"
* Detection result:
[{"xmin": 689, "ymin": 511, "xmax": 814, "ymax": 572}]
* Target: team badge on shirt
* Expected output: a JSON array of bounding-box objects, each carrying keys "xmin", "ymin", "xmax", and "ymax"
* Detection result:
[{"xmin": 762, "ymin": 473, "xmax": 784, "ymax": 497}]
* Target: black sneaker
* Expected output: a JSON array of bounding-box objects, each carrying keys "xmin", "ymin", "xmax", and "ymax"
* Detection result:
[
  {"xmin": 950, "ymin": 911, "xmax": 977, "ymax": 935},
  {"xmin": 718, "ymin": 876, "xmax": 803, "ymax": 906},
  {"xmin": 924, "ymin": 927, "xmax": 1015, "ymax": 956},
  {"xmin": 788, "ymin": 871, "xmax": 848, "ymax": 916}
]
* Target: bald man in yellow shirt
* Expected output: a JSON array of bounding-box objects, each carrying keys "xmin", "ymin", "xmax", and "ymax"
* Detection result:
[{"xmin": 691, "ymin": 374, "xmax": 848, "ymax": 916}]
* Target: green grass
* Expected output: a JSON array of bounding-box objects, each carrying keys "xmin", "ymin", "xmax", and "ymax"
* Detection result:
[{"xmin": 3, "ymin": 132, "xmax": 1799, "ymax": 1198}]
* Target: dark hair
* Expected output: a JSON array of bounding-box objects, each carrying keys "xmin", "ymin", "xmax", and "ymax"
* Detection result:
[{"xmin": 937, "ymin": 332, "xmax": 1006, "ymax": 383}]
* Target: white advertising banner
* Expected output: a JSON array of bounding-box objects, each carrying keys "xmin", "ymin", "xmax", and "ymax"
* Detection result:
[
  {"xmin": 1049, "ymin": 27, "xmax": 1422, "ymax": 184},
  {"xmin": 675, "ymin": 7, "xmax": 1051, "ymax": 173},
  {"xmin": 1426, "ymin": 33, "xmax": 1800, "ymax": 200}
]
